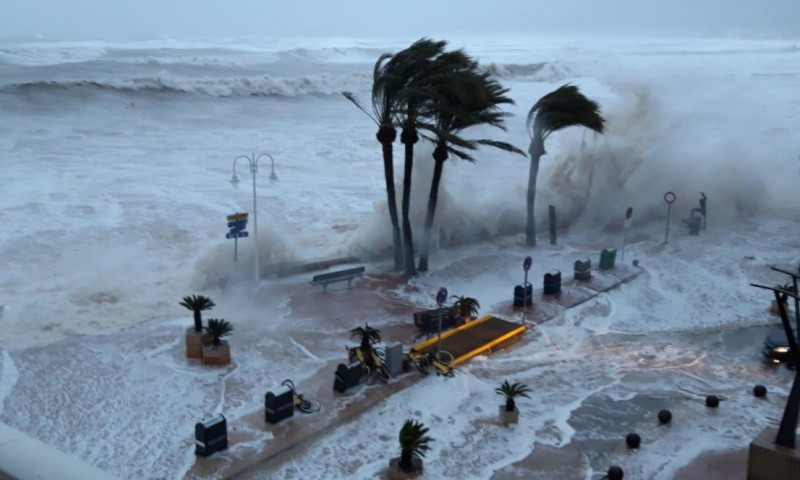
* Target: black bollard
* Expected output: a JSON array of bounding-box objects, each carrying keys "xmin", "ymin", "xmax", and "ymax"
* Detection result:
[
  {"xmin": 607, "ymin": 465, "xmax": 624, "ymax": 480},
  {"xmin": 753, "ymin": 385, "xmax": 767, "ymax": 398},
  {"xmin": 705, "ymin": 395, "xmax": 720, "ymax": 408},
  {"xmin": 658, "ymin": 409, "xmax": 672, "ymax": 424},
  {"xmin": 625, "ymin": 433, "xmax": 641, "ymax": 449},
  {"xmin": 543, "ymin": 270, "xmax": 562, "ymax": 295},
  {"xmin": 632, "ymin": 259, "xmax": 639, "ymax": 267}
]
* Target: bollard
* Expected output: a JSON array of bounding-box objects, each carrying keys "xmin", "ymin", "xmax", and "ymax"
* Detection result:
[
  {"xmin": 333, "ymin": 361, "xmax": 362, "ymax": 393},
  {"xmin": 195, "ymin": 414, "xmax": 228, "ymax": 457},
  {"xmin": 513, "ymin": 284, "xmax": 533, "ymax": 307},
  {"xmin": 658, "ymin": 409, "xmax": 672, "ymax": 424},
  {"xmin": 543, "ymin": 270, "xmax": 562, "ymax": 295},
  {"xmin": 574, "ymin": 258, "xmax": 592, "ymax": 281},
  {"xmin": 599, "ymin": 248, "xmax": 616, "ymax": 270},
  {"xmin": 265, "ymin": 384, "xmax": 294, "ymax": 424},
  {"xmin": 625, "ymin": 433, "xmax": 641, "ymax": 449},
  {"xmin": 705, "ymin": 395, "xmax": 720, "ymax": 408},
  {"xmin": 607, "ymin": 465, "xmax": 624, "ymax": 480},
  {"xmin": 384, "ymin": 342, "xmax": 404, "ymax": 378}
]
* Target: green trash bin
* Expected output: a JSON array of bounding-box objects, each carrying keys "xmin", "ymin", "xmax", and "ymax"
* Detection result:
[{"xmin": 599, "ymin": 248, "xmax": 616, "ymax": 270}]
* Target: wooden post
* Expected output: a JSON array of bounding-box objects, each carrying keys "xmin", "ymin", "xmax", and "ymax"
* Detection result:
[{"xmin": 548, "ymin": 205, "xmax": 557, "ymax": 245}]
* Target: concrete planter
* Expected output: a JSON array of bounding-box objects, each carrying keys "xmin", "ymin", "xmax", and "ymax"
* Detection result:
[
  {"xmin": 388, "ymin": 456, "xmax": 423, "ymax": 479},
  {"xmin": 748, "ymin": 426, "xmax": 800, "ymax": 479},
  {"xmin": 202, "ymin": 341, "xmax": 231, "ymax": 366},
  {"xmin": 185, "ymin": 327, "xmax": 210, "ymax": 359},
  {"xmin": 499, "ymin": 405, "xmax": 519, "ymax": 425}
]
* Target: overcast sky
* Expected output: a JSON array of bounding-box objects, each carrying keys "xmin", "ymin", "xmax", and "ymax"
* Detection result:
[{"xmin": 3, "ymin": 0, "xmax": 799, "ymax": 40}]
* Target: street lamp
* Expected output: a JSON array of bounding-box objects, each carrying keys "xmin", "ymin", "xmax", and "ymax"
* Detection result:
[{"xmin": 230, "ymin": 153, "xmax": 275, "ymax": 281}]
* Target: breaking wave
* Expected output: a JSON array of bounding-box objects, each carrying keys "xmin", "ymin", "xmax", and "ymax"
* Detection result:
[
  {"xmin": 484, "ymin": 61, "xmax": 572, "ymax": 81},
  {"xmin": 0, "ymin": 71, "xmax": 373, "ymax": 97}
]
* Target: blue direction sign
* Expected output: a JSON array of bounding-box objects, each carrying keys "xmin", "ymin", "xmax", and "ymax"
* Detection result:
[
  {"xmin": 523, "ymin": 256, "xmax": 532, "ymax": 272},
  {"xmin": 436, "ymin": 287, "xmax": 448, "ymax": 306},
  {"xmin": 226, "ymin": 212, "xmax": 249, "ymax": 239}
]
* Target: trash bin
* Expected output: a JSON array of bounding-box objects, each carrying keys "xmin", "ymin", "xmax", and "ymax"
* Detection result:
[
  {"xmin": 687, "ymin": 214, "xmax": 702, "ymax": 235},
  {"xmin": 333, "ymin": 361, "xmax": 362, "ymax": 393},
  {"xmin": 599, "ymin": 248, "xmax": 617, "ymax": 270},
  {"xmin": 574, "ymin": 258, "xmax": 591, "ymax": 281},
  {"xmin": 195, "ymin": 414, "xmax": 228, "ymax": 457},
  {"xmin": 265, "ymin": 384, "xmax": 294, "ymax": 424},
  {"xmin": 543, "ymin": 270, "xmax": 562, "ymax": 295},
  {"xmin": 513, "ymin": 283, "xmax": 533, "ymax": 307}
]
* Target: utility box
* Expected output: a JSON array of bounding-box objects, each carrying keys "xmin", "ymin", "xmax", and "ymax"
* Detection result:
[
  {"xmin": 513, "ymin": 283, "xmax": 533, "ymax": 307},
  {"xmin": 333, "ymin": 361, "xmax": 362, "ymax": 393},
  {"xmin": 265, "ymin": 384, "xmax": 294, "ymax": 424},
  {"xmin": 384, "ymin": 342, "xmax": 404, "ymax": 378},
  {"xmin": 543, "ymin": 270, "xmax": 562, "ymax": 295},
  {"xmin": 195, "ymin": 414, "xmax": 228, "ymax": 457},
  {"xmin": 599, "ymin": 248, "xmax": 617, "ymax": 270},
  {"xmin": 574, "ymin": 258, "xmax": 592, "ymax": 281}
]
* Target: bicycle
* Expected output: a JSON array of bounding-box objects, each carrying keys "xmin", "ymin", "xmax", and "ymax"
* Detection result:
[
  {"xmin": 280, "ymin": 379, "xmax": 321, "ymax": 414},
  {"xmin": 347, "ymin": 346, "xmax": 391, "ymax": 383},
  {"xmin": 405, "ymin": 348, "xmax": 455, "ymax": 378}
]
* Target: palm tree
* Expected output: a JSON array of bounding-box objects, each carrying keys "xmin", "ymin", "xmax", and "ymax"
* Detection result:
[
  {"xmin": 450, "ymin": 295, "xmax": 480, "ymax": 321},
  {"xmin": 495, "ymin": 380, "xmax": 532, "ymax": 412},
  {"xmin": 417, "ymin": 59, "xmax": 524, "ymax": 271},
  {"xmin": 205, "ymin": 318, "xmax": 234, "ymax": 346},
  {"xmin": 179, "ymin": 295, "xmax": 215, "ymax": 333},
  {"xmin": 398, "ymin": 419, "xmax": 433, "ymax": 471},
  {"xmin": 342, "ymin": 54, "xmax": 408, "ymax": 269},
  {"xmin": 395, "ymin": 38, "xmax": 448, "ymax": 276},
  {"xmin": 525, "ymin": 84, "xmax": 605, "ymax": 246},
  {"xmin": 350, "ymin": 323, "xmax": 382, "ymax": 352}
]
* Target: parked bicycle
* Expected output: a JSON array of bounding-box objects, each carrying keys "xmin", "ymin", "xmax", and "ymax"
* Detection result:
[
  {"xmin": 405, "ymin": 348, "xmax": 455, "ymax": 378},
  {"xmin": 280, "ymin": 379, "xmax": 321, "ymax": 414},
  {"xmin": 348, "ymin": 346, "xmax": 391, "ymax": 383}
]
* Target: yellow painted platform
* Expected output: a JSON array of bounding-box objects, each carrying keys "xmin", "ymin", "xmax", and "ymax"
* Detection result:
[{"xmin": 412, "ymin": 315, "xmax": 526, "ymax": 366}]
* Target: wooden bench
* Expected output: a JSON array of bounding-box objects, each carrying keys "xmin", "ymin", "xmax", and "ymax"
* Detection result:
[
  {"xmin": 310, "ymin": 266, "xmax": 365, "ymax": 291},
  {"xmin": 413, "ymin": 307, "xmax": 457, "ymax": 335}
]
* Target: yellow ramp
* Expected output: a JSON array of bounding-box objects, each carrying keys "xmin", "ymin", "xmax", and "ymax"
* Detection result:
[{"xmin": 412, "ymin": 315, "xmax": 526, "ymax": 366}]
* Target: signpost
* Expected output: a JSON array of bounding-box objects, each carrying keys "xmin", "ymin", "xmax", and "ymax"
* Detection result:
[
  {"xmin": 523, "ymin": 255, "xmax": 532, "ymax": 290},
  {"xmin": 226, "ymin": 212, "xmax": 249, "ymax": 261},
  {"xmin": 621, "ymin": 207, "xmax": 633, "ymax": 262},
  {"xmin": 663, "ymin": 191, "xmax": 676, "ymax": 244},
  {"xmin": 436, "ymin": 287, "xmax": 448, "ymax": 355}
]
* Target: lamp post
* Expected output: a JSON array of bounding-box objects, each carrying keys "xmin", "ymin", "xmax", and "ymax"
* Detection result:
[{"xmin": 230, "ymin": 153, "xmax": 275, "ymax": 282}]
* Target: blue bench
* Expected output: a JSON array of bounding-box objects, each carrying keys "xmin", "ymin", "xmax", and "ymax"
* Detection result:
[{"xmin": 310, "ymin": 266, "xmax": 365, "ymax": 291}]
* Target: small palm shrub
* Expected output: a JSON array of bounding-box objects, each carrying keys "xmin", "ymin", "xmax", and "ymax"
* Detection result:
[
  {"xmin": 451, "ymin": 295, "xmax": 480, "ymax": 321},
  {"xmin": 205, "ymin": 318, "xmax": 234, "ymax": 346},
  {"xmin": 350, "ymin": 323, "xmax": 382, "ymax": 352},
  {"xmin": 398, "ymin": 419, "xmax": 433, "ymax": 471},
  {"xmin": 495, "ymin": 380, "xmax": 532, "ymax": 412},
  {"xmin": 179, "ymin": 295, "xmax": 216, "ymax": 333}
]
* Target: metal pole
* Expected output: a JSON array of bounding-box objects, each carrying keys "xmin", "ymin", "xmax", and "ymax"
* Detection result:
[
  {"xmin": 621, "ymin": 227, "xmax": 628, "ymax": 263},
  {"xmin": 437, "ymin": 307, "xmax": 442, "ymax": 354},
  {"xmin": 234, "ymin": 237, "xmax": 238, "ymax": 262},
  {"xmin": 665, "ymin": 204, "xmax": 672, "ymax": 244},
  {"xmin": 250, "ymin": 156, "xmax": 260, "ymax": 282}
]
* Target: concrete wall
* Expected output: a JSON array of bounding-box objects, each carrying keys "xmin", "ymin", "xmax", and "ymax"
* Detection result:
[{"xmin": 0, "ymin": 422, "xmax": 119, "ymax": 480}]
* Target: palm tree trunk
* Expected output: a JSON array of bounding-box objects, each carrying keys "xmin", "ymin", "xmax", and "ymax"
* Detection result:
[
  {"xmin": 400, "ymin": 126, "xmax": 418, "ymax": 276},
  {"xmin": 377, "ymin": 125, "xmax": 403, "ymax": 270},
  {"xmin": 418, "ymin": 143, "xmax": 447, "ymax": 272},
  {"xmin": 193, "ymin": 311, "xmax": 202, "ymax": 333},
  {"xmin": 400, "ymin": 449, "xmax": 412, "ymax": 470},
  {"xmin": 526, "ymin": 136, "xmax": 544, "ymax": 247}
]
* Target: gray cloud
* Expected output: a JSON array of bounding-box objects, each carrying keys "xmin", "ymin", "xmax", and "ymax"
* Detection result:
[{"xmin": 3, "ymin": 0, "xmax": 799, "ymax": 40}]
